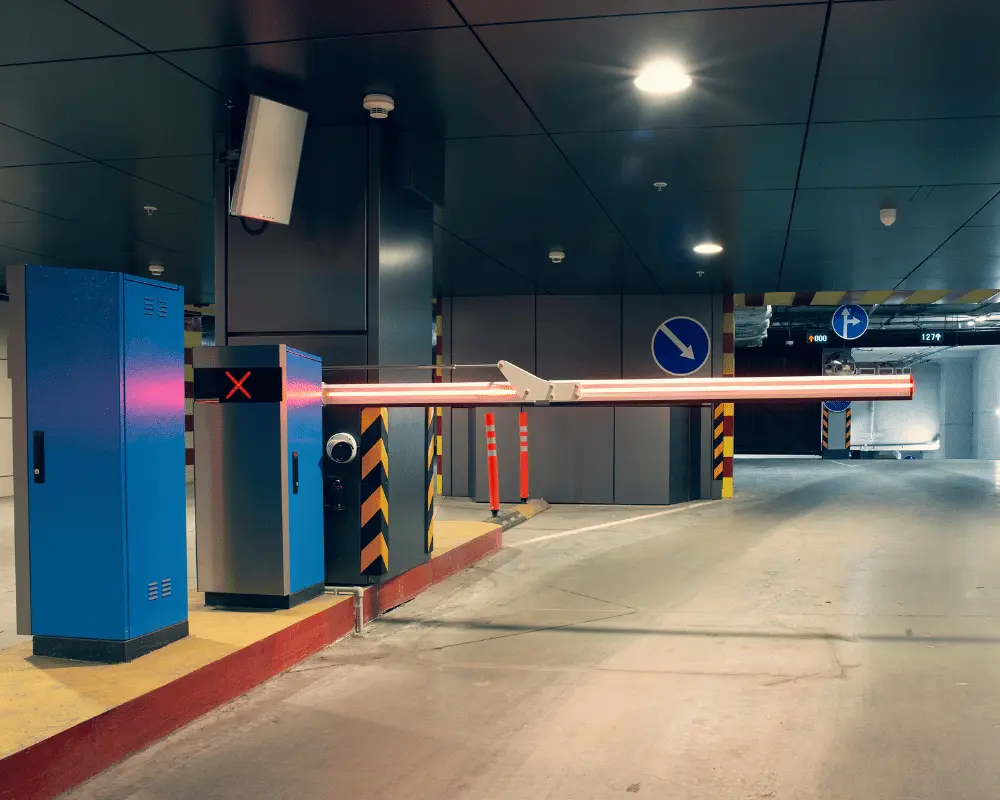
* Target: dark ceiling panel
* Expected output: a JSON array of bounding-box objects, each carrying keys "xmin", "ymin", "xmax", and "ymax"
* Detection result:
[
  {"xmin": 556, "ymin": 126, "xmax": 805, "ymax": 194},
  {"xmin": 0, "ymin": 0, "xmax": 140, "ymax": 65},
  {"xmin": 815, "ymin": 0, "xmax": 1000, "ymax": 122},
  {"xmin": 0, "ymin": 217, "xmax": 177, "ymax": 266},
  {"xmin": 435, "ymin": 135, "xmax": 655, "ymax": 292},
  {"xmin": 792, "ymin": 186, "xmax": 1000, "ymax": 231},
  {"xmin": 0, "ymin": 202, "xmax": 52, "ymax": 225},
  {"xmin": 964, "ymin": 191, "xmax": 1000, "ymax": 228},
  {"xmin": 106, "ymin": 155, "xmax": 215, "ymax": 203},
  {"xmin": 0, "ymin": 56, "xmax": 221, "ymax": 160},
  {"xmin": 0, "ymin": 162, "xmax": 207, "ymax": 224},
  {"xmin": 476, "ymin": 5, "xmax": 825, "ymax": 132},
  {"xmin": 898, "ymin": 227, "xmax": 1000, "ymax": 291},
  {"xmin": 166, "ymin": 28, "xmax": 539, "ymax": 138},
  {"xmin": 800, "ymin": 120, "xmax": 1000, "ymax": 189},
  {"xmin": 607, "ymin": 190, "xmax": 792, "ymax": 289},
  {"xmin": 457, "ymin": 0, "xmax": 815, "ymax": 24},
  {"xmin": 0, "ymin": 123, "xmax": 83, "ymax": 167},
  {"xmin": 779, "ymin": 228, "xmax": 953, "ymax": 292},
  {"xmin": 73, "ymin": 0, "xmax": 461, "ymax": 51},
  {"xmin": 434, "ymin": 226, "xmax": 536, "ymax": 296}
]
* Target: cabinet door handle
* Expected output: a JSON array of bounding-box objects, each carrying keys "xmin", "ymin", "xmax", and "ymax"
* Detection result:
[
  {"xmin": 32, "ymin": 431, "xmax": 45, "ymax": 483},
  {"xmin": 292, "ymin": 451, "xmax": 299, "ymax": 494}
]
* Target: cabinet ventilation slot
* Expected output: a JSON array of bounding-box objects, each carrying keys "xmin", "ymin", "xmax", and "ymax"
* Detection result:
[
  {"xmin": 161, "ymin": 577, "xmax": 172, "ymax": 597},
  {"xmin": 147, "ymin": 581, "xmax": 159, "ymax": 601},
  {"xmin": 143, "ymin": 298, "xmax": 155, "ymax": 317},
  {"xmin": 158, "ymin": 301, "xmax": 168, "ymax": 318}
]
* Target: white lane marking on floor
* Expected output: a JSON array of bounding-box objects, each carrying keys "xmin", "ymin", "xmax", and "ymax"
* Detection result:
[
  {"xmin": 829, "ymin": 460, "xmax": 859, "ymax": 468},
  {"xmin": 515, "ymin": 501, "xmax": 714, "ymax": 546}
]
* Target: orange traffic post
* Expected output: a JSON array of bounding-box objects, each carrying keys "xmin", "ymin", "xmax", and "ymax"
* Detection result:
[
  {"xmin": 485, "ymin": 412, "xmax": 500, "ymax": 516},
  {"xmin": 518, "ymin": 411, "xmax": 529, "ymax": 503}
]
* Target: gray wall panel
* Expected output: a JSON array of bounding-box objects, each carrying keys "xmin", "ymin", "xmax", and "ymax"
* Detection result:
[
  {"xmin": 228, "ymin": 334, "xmax": 365, "ymax": 370},
  {"xmin": 528, "ymin": 407, "xmax": 615, "ymax": 504},
  {"xmin": 614, "ymin": 407, "xmax": 671, "ymax": 505},
  {"xmin": 451, "ymin": 295, "xmax": 535, "ymax": 380},
  {"xmin": 622, "ymin": 295, "xmax": 716, "ymax": 378},
  {"xmin": 536, "ymin": 295, "xmax": 621, "ymax": 378},
  {"xmin": 386, "ymin": 407, "xmax": 427, "ymax": 578}
]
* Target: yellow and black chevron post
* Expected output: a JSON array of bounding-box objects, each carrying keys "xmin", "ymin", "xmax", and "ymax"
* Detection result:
[
  {"xmin": 713, "ymin": 404, "xmax": 725, "ymax": 481},
  {"xmin": 821, "ymin": 406, "xmax": 829, "ymax": 451},
  {"xmin": 433, "ymin": 298, "xmax": 444, "ymax": 494},
  {"xmin": 425, "ymin": 405, "xmax": 435, "ymax": 553},
  {"xmin": 845, "ymin": 406, "xmax": 852, "ymax": 450},
  {"xmin": 360, "ymin": 407, "xmax": 389, "ymax": 576},
  {"xmin": 721, "ymin": 294, "xmax": 735, "ymax": 498}
]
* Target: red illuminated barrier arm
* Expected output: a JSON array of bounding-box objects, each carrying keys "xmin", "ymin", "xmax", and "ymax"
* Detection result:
[{"xmin": 321, "ymin": 363, "xmax": 913, "ymax": 406}]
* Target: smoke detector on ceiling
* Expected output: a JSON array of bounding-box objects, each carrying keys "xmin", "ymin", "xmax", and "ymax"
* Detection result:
[
  {"xmin": 148, "ymin": 261, "xmax": 164, "ymax": 277},
  {"xmin": 363, "ymin": 94, "xmax": 395, "ymax": 119},
  {"xmin": 548, "ymin": 249, "xmax": 566, "ymax": 264},
  {"xmin": 880, "ymin": 207, "xmax": 897, "ymax": 226}
]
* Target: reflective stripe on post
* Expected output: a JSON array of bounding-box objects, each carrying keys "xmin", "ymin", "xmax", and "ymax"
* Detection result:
[
  {"xmin": 518, "ymin": 411, "xmax": 529, "ymax": 503},
  {"xmin": 485, "ymin": 412, "xmax": 500, "ymax": 516}
]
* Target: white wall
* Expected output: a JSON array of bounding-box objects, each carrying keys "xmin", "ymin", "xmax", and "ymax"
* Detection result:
[
  {"xmin": 0, "ymin": 302, "xmax": 11, "ymax": 496},
  {"xmin": 852, "ymin": 362, "xmax": 942, "ymax": 453},
  {"xmin": 940, "ymin": 357, "xmax": 975, "ymax": 458},
  {"xmin": 973, "ymin": 348, "xmax": 1000, "ymax": 459}
]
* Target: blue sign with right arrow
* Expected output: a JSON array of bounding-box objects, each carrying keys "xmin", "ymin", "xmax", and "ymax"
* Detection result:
[
  {"xmin": 831, "ymin": 304, "xmax": 869, "ymax": 341},
  {"xmin": 651, "ymin": 317, "xmax": 711, "ymax": 376}
]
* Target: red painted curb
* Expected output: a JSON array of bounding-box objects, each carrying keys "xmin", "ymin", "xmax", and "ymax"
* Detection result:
[{"xmin": 0, "ymin": 527, "xmax": 501, "ymax": 800}]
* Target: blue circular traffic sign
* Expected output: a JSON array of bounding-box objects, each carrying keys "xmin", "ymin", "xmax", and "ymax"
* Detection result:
[
  {"xmin": 832, "ymin": 304, "xmax": 869, "ymax": 341},
  {"xmin": 651, "ymin": 317, "xmax": 711, "ymax": 376},
  {"xmin": 823, "ymin": 400, "xmax": 851, "ymax": 413}
]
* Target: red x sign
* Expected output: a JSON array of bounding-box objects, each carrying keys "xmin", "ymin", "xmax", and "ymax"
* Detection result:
[{"xmin": 225, "ymin": 370, "xmax": 252, "ymax": 399}]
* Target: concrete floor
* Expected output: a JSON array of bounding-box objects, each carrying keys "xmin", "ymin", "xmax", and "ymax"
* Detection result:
[{"xmin": 49, "ymin": 459, "xmax": 1000, "ymax": 799}]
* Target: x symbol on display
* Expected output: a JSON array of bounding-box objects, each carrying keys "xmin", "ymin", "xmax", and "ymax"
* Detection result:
[{"xmin": 225, "ymin": 370, "xmax": 252, "ymax": 399}]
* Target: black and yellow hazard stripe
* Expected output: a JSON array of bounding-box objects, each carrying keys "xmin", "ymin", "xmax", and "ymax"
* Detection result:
[
  {"xmin": 821, "ymin": 406, "xmax": 829, "ymax": 450},
  {"xmin": 360, "ymin": 407, "xmax": 389, "ymax": 576},
  {"xmin": 845, "ymin": 406, "xmax": 852, "ymax": 450},
  {"xmin": 425, "ymin": 405, "xmax": 435, "ymax": 553},
  {"xmin": 713, "ymin": 403, "xmax": 725, "ymax": 480},
  {"xmin": 736, "ymin": 289, "xmax": 999, "ymax": 308},
  {"xmin": 721, "ymin": 295, "xmax": 735, "ymax": 498}
]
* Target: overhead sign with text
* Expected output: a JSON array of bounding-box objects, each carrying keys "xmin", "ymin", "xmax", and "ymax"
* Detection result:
[
  {"xmin": 832, "ymin": 303, "xmax": 869, "ymax": 341},
  {"xmin": 651, "ymin": 317, "xmax": 711, "ymax": 376}
]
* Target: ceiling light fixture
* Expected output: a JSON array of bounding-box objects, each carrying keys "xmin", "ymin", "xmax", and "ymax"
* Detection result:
[
  {"xmin": 634, "ymin": 61, "xmax": 692, "ymax": 94},
  {"xmin": 548, "ymin": 249, "xmax": 566, "ymax": 264},
  {"xmin": 693, "ymin": 242, "xmax": 723, "ymax": 255}
]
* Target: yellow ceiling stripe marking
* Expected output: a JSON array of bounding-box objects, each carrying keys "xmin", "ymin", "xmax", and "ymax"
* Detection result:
[
  {"xmin": 954, "ymin": 289, "xmax": 1000, "ymax": 304},
  {"xmin": 810, "ymin": 291, "xmax": 846, "ymax": 306},
  {"xmin": 361, "ymin": 533, "xmax": 388, "ymax": 572},
  {"xmin": 361, "ymin": 441, "xmax": 388, "ymax": 479},
  {"xmin": 859, "ymin": 290, "xmax": 894, "ymax": 304},
  {"xmin": 734, "ymin": 294, "xmax": 747, "ymax": 308},
  {"xmin": 763, "ymin": 292, "xmax": 796, "ymax": 306},
  {"xmin": 361, "ymin": 487, "xmax": 388, "ymax": 527},
  {"xmin": 904, "ymin": 289, "xmax": 950, "ymax": 304}
]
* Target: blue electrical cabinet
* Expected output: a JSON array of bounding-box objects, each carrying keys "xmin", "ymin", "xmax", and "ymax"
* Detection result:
[
  {"xmin": 192, "ymin": 345, "xmax": 324, "ymax": 608},
  {"xmin": 8, "ymin": 264, "xmax": 188, "ymax": 662}
]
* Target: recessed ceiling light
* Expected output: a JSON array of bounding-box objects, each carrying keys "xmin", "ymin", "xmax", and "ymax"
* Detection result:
[
  {"xmin": 634, "ymin": 61, "xmax": 692, "ymax": 94},
  {"xmin": 693, "ymin": 242, "xmax": 723, "ymax": 255}
]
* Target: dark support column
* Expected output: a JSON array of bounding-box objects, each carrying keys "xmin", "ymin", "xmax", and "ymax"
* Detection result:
[{"xmin": 214, "ymin": 118, "xmax": 440, "ymax": 579}]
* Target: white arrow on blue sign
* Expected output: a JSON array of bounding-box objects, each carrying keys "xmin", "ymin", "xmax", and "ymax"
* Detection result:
[
  {"xmin": 831, "ymin": 304, "xmax": 869, "ymax": 341},
  {"xmin": 651, "ymin": 317, "xmax": 711, "ymax": 376},
  {"xmin": 823, "ymin": 400, "xmax": 851, "ymax": 413}
]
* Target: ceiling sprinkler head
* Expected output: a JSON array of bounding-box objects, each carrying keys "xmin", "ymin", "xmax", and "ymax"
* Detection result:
[
  {"xmin": 363, "ymin": 93, "xmax": 395, "ymax": 119},
  {"xmin": 548, "ymin": 249, "xmax": 566, "ymax": 264},
  {"xmin": 880, "ymin": 207, "xmax": 897, "ymax": 226},
  {"xmin": 143, "ymin": 205, "xmax": 157, "ymax": 216},
  {"xmin": 652, "ymin": 181, "xmax": 667, "ymax": 191},
  {"xmin": 695, "ymin": 270, "xmax": 705, "ymax": 278},
  {"xmin": 148, "ymin": 261, "xmax": 164, "ymax": 277}
]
